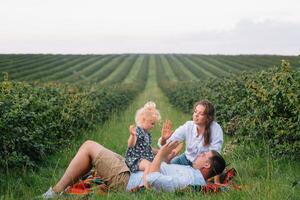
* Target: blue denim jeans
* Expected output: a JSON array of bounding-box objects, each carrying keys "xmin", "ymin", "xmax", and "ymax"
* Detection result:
[{"xmin": 170, "ymin": 153, "xmax": 192, "ymax": 166}]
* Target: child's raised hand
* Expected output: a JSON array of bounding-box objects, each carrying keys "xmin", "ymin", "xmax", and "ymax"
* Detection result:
[{"xmin": 129, "ymin": 124, "xmax": 137, "ymax": 136}]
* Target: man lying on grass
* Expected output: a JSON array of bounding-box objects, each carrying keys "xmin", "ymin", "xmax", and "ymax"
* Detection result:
[{"xmin": 42, "ymin": 140, "xmax": 225, "ymax": 198}]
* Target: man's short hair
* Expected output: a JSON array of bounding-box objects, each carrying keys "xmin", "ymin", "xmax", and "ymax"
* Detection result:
[{"xmin": 208, "ymin": 150, "xmax": 226, "ymax": 178}]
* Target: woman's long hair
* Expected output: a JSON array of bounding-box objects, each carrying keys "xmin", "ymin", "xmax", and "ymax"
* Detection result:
[{"xmin": 193, "ymin": 100, "xmax": 215, "ymax": 146}]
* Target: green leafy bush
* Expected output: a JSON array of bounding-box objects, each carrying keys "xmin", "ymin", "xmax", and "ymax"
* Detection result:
[
  {"xmin": 159, "ymin": 61, "xmax": 300, "ymax": 159},
  {"xmin": 0, "ymin": 77, "xmax": 140, "ymax": 169}
]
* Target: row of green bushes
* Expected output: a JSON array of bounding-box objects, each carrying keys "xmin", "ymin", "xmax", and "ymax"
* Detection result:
[
  {"xmin": 159, "ymin": 61, "xmax": 300, "ymax": 159},
  {"xmin": 0, "ymin": 75, "xmax": 145, "ymax": 169}
]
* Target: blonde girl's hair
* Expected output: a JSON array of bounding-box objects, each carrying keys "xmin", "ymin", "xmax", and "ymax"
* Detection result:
[
  {"xmin": 135, "ymin": 101, "xmax": 161, "ymax": 127},
  {"xmin": 193, "ymin": 100, "xmax": 215, "ymax": 146}
]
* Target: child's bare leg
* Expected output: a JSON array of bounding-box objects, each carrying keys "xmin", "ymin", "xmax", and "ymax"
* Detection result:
[
  {"xmin": 52, "ymin": 140, "xmax": 102, "ymax": 193},
  {"xmin": 139, "ymin": 159, "xmax": 151, "ymax": 188}
]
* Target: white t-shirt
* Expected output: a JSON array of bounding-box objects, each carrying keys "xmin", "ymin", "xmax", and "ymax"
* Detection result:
[
  {"xmin": 126, "ymin": 162, "xmax": 205, "ymax": 192},
  {"xmin": 159, "ymin": 121, "xmax": 223, "ymax": 162}
]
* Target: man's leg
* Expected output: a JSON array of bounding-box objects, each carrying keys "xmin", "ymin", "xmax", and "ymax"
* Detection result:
[{"xmin": 52, "ymin": 140, "xmax": 102, "ymax": 193}]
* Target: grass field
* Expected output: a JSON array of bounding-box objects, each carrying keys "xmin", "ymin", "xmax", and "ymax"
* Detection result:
[{"xmin": 0, "ymin": 54, "xmax": 299, "ymax": 199}]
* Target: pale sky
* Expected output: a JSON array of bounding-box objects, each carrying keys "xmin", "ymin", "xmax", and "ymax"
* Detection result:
[{"xmin": 0, "ymin": 0, "xmax": 299, "ymax": 55}]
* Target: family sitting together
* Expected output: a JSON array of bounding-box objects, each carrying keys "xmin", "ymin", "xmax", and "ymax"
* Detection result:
[{"xmin": 42, "ymin": 100, "xmax": 225, "ymax": 198}]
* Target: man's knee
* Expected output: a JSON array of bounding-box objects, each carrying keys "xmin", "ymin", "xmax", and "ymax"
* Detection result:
[
  {"xmin": 81, "ymin": 140, "xmax": 103, "ymax": 159},
  {"xmin": 82, "ymin": 140, "xmax": 96, "ymax": 147},
  {"xmin": 82, "ymin": 140, "xmax": 103, "ymax": 149}
]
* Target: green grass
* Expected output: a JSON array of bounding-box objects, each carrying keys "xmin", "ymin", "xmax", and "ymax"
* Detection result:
[{"xmin": 1, "ymin": 62, "xmax": 300, "ymax": 200}]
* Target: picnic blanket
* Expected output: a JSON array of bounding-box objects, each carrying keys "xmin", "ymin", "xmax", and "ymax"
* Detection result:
[
  {"xmin": 65, "ymin": 168, "xmax": 240, "ymax": 196},
  {"xmin": 194, "ymin": 167, "xmax": 241, "ymax": 193},
  {"xmin": 65, "ymin": 171, "xmax": 108, "ymax": 196}
]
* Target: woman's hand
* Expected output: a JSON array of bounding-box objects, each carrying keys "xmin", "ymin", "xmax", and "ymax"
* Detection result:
[{"xmin": 161, "ymin": 119, "xmax": 172, "ymax": 140}]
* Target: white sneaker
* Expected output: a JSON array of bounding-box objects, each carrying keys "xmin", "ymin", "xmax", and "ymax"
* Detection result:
[{"xmin": 42, "ymin": 187, "xmax": 58, "ymax": 199}]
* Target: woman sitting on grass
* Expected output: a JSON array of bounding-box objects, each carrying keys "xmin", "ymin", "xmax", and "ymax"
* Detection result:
[{"xmin": 158, "ymin": 100, "xmax": 223, "ymax": 183}]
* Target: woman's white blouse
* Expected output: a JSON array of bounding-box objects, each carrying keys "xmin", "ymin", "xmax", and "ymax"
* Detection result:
[{"xmin": 159, "ymin": 121, "xmax": 223, "ymax": 162}]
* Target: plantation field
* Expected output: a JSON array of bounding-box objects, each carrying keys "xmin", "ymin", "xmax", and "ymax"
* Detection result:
[
  {"xmin": 0, "ymin": 54, "xmax": 299, "ymax": 200},
  {"xmin": 0, "ymin": 54, "xmax": 299, "ymax": 83}
]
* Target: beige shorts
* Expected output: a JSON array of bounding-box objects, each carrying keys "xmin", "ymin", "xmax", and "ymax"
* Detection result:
[{"xmin": 92, "ymin": 144, "xmax": 130, "ymax": 191}]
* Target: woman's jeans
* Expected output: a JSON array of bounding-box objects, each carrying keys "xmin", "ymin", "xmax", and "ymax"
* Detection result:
[{"xmin": 170, "ymin": 153, "xmax": 192, "ymax": 166}]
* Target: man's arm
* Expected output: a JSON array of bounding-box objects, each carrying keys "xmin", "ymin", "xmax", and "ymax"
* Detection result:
[
  {"xmin": 165, "ymin": 142, "xmax": 184, "ymax": 163},
  {"xmin": 148, "ymin": 141, "xmax": 179, "ymax": 173},
  {"xmin": 145, "ymin": 141, "xmax": 183, "ymax": 191},
  {"xmin": 152, "ymin": 147, "xmax": 159, "ymax": 155}
]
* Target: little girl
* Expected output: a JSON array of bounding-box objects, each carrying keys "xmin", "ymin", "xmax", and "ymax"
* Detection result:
[{"xmin": 125, "ymin": 101, "xmax": 161, "ymax": 176}]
